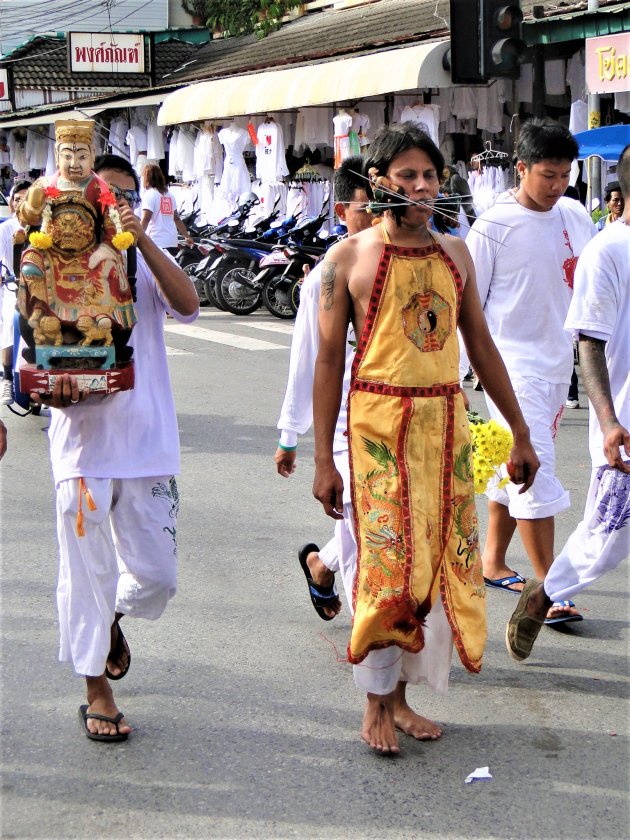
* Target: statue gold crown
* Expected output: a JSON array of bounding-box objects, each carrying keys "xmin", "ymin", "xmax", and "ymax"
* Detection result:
[{"xmin": 54, "ymin": 119, "xmax": 94, "ymax": 147}]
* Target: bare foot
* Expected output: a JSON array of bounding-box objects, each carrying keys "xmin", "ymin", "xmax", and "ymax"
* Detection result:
[
  {"xmin": 85, "ymin": 675, "xmax": 132, "ymax": 737},
  {"xmin": 392, "ymin": 682, "xmax": 442, "ymax": 740},
  {"xmin": 306, "ymin": 551, "xmax": 341, "ymax": 618},
  {"xmin": 361, "ymin": 692, "xmax": 400, "ymax": 755},
  {"xmin": 394, "ymin": 705, "xmax": 443, "ymax": 740}
]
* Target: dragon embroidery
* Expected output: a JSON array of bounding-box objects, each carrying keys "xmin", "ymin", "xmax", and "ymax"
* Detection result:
[
  {"xmin": 452, "ymin": 443, "xmax": 485, "ymax": 596},
  {"xmin": 358, "ymin": 437, "xmax": 405, "ymax": 602}
]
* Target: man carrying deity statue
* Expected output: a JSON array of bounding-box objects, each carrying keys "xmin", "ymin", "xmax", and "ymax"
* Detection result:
[{"xmin": 16, "ymin": 119, "xmax": 136, "ymax": 367}]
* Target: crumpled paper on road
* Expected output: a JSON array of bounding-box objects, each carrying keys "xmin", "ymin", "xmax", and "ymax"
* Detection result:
[{"xmin": 465, "ymin": 766, "xmax": 493, "ymax": 784}]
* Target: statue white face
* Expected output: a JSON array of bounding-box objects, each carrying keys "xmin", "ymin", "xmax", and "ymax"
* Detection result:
[{"xmin": 56, "ymin": 142, "xmax": 94, "ymax": 182}]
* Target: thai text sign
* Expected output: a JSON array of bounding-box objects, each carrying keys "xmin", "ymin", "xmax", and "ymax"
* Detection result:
[
  {"xmin": 69, "ymin": 32, "xmax": 145, "ymax": 74},
  {"xmin": 586, "ymin": 33, "xmax": 630, "ymax": 94},
  {"xmin": 0, "ymin": 69, "xmax": 9, "ymax": 101}
]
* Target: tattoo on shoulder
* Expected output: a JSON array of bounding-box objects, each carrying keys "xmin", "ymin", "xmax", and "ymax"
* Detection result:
[{"xmin": 321, "ymin": 262, "xmax": 336, "ymax": 310}]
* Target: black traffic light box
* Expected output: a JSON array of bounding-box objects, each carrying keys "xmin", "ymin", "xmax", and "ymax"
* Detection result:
[{"xmin": 448, "ymin": 0, "xmax": 525, "ymax": 84}]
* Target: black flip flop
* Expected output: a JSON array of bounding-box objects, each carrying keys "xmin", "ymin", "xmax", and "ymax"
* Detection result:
[
  {"xmin": 105, "ymin": 621, "xmax": 131, "ymax": 681},
  {"xmin": 78, "ymin": 705, "xmax": 128, "ymax": 742},
  {"xmin": 298, "ymin": 543, "xmax": 340, "ymax": 622}
]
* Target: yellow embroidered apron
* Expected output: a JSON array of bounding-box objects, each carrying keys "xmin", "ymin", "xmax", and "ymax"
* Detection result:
[{"xmin": 348, "ymin": 225, "xmax": 487, "ymax": 672}]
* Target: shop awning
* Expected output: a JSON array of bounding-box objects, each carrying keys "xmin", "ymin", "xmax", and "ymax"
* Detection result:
[
  {"xmin": 158, "ymin": 40, "xmax": 451, "ymax": 126},
  {"xmin": 574, "ymin": 125, "xmax": 630, "ymax": 162},
  {"xmin": 0, "ymin": 105, "xmax": 108, "ymax": 128}
]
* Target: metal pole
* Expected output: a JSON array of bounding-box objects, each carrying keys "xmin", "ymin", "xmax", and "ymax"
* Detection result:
[{"xmin": 586, "ymin": 0, "xmax": 601, "ymax": 214}]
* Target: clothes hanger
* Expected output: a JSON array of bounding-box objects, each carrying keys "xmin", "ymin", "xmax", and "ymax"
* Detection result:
[{"xmin": 471, "ymin": 141, "xmax": 509, "ymax": 166}]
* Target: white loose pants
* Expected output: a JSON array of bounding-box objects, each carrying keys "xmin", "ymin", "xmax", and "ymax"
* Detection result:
[
  {"xmin": 56, "ymin": 476, "xmax": 179, "ymax": 676},
  {"xmin": 545, "ymin": 465, "xmax": 630, "ymax": 602}
]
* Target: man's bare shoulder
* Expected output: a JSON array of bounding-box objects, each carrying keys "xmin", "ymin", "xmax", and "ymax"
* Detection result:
[
  {"xmin": 434, "ymin": 232, "xmax": 471, "ymax": 285},
  {"xmin": 324, "ymin": 224, "xmax": 382, "ymax": 264}
]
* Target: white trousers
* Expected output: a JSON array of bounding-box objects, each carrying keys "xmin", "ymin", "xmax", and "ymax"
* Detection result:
[
  {"xmin": 545, "ymin": 465, "xmax": 630, "ymax": 602},
  {"xmin": 485, "ymin": 378, "xmax": 571, "ymax": 519},
  {"xmin": 319, "ymin": 450, "xmax": 455, "ymax": 695},
  {"xmin": 56, "ymin": 476, "xmax": 179, "ymax": 676}
]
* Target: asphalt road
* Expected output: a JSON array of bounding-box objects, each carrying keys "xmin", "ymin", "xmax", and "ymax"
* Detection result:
[{"xmin": 1, "ymin": 308, "xmax": 628, "ymax": 840}]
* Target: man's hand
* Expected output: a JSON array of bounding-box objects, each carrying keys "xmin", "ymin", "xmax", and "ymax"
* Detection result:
[
  {"xmin": 117, "ymin": 202, "xmax": 144, "ymax": 243},
  {"xmin": 506, "ymin": 437, "xmax": 540, "ymax": 493},
  {"xmin": 602, "ymin": 422, "xmax": 630, "ymax": 473},
  {"xmin": 313, "ymin": 462, "xmax": 344, "ymax": 520},
  {"xmin": 275, "ymin": 447, "xmax": 296, "ymax": 478},
  {"xmin": 0, "ymin": 419, "xmax": 7, "ymax": 460},
  {"xmin": 30, "ymin": 373, "xmax": 90, "ymax": 409}
]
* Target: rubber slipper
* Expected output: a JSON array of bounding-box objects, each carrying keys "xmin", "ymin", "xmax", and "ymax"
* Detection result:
[
  {"xmin": 105, "ymin": 621, "xmax": 131, "ymax": 681},
  {"xmin": 484, "ymin": 572, "xmax": 526, "ymax": 593},
  {"xmin": 544, "ymin": 600, "xmax": 583, "ymax": 626},
  {"xmin": 298, "ymin": 543, "xmax": 340, "ymax": 622},
  {"xmin": 78, "ymin": 704, "xmax": 128, "ymax": 742}
]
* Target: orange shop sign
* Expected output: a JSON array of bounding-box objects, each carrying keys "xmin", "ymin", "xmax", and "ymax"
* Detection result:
[
  {"xmin": 586, "ymin": 32, "xmax": 630, "ymax": 94},
  {"xmin": 68, "ymin": 32, "xmax": 145, "ymax": 74}
]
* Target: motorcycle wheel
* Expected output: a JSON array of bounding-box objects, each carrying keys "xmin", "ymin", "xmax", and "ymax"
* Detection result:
[
  {"xmin": 216, "ymin": 266, "xmax": 261, "ymax": 316},
  {"xmin": 184, "ymin": 263, "xmax": 209, "ymax": 306},
  {"xmin": 262, "ymin": 277, "xmax": 296, "ymax": 320},
  {"xmin": 202, "ymin": 270, "xmax": 225, "ymax": 310},
  {"xmin": 290, "ymin": 277, "xmax": 302, "ymax": 313}
]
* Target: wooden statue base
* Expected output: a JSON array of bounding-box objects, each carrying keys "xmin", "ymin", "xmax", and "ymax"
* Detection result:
[{"xmin": 18, "ymin": 361, "xmax": 134, "ymax": 396}]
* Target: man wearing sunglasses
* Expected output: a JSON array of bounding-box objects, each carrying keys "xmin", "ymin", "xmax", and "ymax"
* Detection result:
[
  {"xmin": 32, "ymin": 153, "xmax": 199, "ymax": 742},
  {"xmin": 0, "ymin": 180, "xmax": 31, "ymax": 406}
]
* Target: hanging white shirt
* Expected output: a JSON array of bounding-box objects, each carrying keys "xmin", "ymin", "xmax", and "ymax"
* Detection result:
[{"xmin": 255, "ymin": 120, "xmax": 289, "ymax": 183}]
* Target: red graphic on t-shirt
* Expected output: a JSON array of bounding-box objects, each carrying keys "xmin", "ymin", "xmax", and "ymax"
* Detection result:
[
  {"xmin": 160, "ymin": 195, "xmax": 173, "ymax": 215},
  {"xmin": 265, "ymin": 134, "xmax": 272, "ymax": 146},
  {"xmin": 562, "ymin": 229, "xmax": 577, "ymax": 289}
]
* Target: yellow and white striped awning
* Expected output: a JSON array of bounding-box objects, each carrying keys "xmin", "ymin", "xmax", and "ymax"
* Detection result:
[{"xmin": 158, "ymin": 40, "xmax": 450, "ymax": 126}]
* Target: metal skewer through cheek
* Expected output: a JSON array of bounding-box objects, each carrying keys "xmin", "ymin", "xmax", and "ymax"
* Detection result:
[{"xmin": 347, "ymin": 168, "xmax": 512, "ymax": 245}]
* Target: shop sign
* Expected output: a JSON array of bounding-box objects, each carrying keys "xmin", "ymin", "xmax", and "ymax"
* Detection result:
[
  {"xmin": 68, "ymin": 32, "xmax": 145, "ymax": 74},
  {"xmin": 586, "ymin": 32, "xmax": 630, "ymax": 94}
]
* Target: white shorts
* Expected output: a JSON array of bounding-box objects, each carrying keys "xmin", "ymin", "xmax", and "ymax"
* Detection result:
[
  {"xmin": 485, "ymin": 378, "xmax": 570, "ymax": 520},
  {"xmin": 56, "ymin": 475, "xmax": 179, "ymax": 676}
]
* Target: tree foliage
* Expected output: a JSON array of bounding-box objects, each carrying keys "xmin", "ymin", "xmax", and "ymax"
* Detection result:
[{"xmin": 194, "ymin": 0, "xmax": 303, "ymax": 39}]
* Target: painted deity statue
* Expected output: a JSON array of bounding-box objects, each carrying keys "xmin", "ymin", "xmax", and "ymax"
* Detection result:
[{"xmin": 16, "ymin": 119, "xmax": 136, "ymax": 366}]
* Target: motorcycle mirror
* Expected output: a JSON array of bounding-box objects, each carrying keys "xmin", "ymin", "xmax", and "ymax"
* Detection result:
[
  {"xmin": 244, "ymin": 225, "xmax": 256, "ymax": 233},
  {"xmin": 319, "ymin": 229, "xmax": 329, "ymax": 239},
  {"xmin": 227, "ymin": 218, "xmax": 240, "ymax": 228},
  {"xmin": 269, "ymin": 219, "xmax": 283, "ymax": 229}
]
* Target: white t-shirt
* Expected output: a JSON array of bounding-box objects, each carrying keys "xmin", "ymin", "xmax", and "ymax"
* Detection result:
[
  {"xmin": 277, "ymin": 261, "xmax": 353, "ymax": 453},
  {"xmin": 467, "ymin": 194, "xmax": 596, "ymax": 384},
  {"xmin": 565, "ymin": 220, "xmax": 630, "ymax": 467},
  {"xmin": 142, "ymin": 188, "xmax": 178, "ymax": 249},
  {"xmin": 48, "ymin": 254, "xmax": 198, "ymax": 483}
]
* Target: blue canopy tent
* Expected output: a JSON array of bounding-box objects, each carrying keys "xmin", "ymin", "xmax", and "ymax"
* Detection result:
[{"xmin": 573, "ymin": 124, "xmax": 630, "ymax": 161}]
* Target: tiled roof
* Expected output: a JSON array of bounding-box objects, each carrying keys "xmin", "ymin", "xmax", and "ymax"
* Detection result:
[
  {"xmin": 164, "ymin": 0, "xmax": 623, "ymax": 85},
  {"xmin": 1, "ymin": 35, "xmax": 199, "ymax": 91}
]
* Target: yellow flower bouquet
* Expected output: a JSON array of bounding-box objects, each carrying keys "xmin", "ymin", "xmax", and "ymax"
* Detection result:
[{"xmin": 468, "ymin": 411, "xmax": 513, "ymax": 494}]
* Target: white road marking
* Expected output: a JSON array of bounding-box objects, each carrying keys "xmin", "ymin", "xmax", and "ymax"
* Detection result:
[
  {"xmin": 234, "ymin": 321, "xmax": 294, "ymax": 335},
  {"xmin": 166, "ymin": 347, "xmax": 193, "ymax": 356},
  {"xmin": 164, "ymin": 323, "xmax": 286, "ymax": 351}
]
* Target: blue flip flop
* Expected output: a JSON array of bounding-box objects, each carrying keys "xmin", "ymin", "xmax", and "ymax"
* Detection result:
[
  {"xmin": 298, "ymin": 543, "xmax": 340, "ymax": 622},
  {"xmin": 544, "ymin": 600, "xmax": 583, "ymax": 626},
  {"xmin": 484, "ymin": 573, "xmax": 526, "ymax": 593}
]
